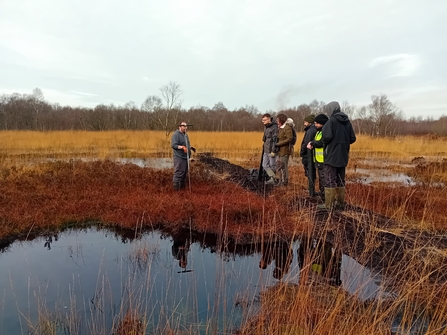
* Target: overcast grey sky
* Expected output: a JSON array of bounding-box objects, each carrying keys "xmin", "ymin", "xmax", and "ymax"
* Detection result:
[{"xmin": 1, "ymin": 0, "xmax": 446, "ymax": 118}]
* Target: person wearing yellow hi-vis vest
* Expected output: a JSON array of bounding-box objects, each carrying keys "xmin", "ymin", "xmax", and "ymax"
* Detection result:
[{"xmin": 307, "ymin": 113, "xmax": 328, "ymax": 201}]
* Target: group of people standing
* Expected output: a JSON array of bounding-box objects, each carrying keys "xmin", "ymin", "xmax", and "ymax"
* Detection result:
[
  {"xmin": 171, "ymin": 100, "xmax": 356, "ymax": 210},
  {"xmin": 300, "ymin": 101, "xmax": 356, "ymax": 210},
  {"xmin": 261, "ymin": 100, "xmax": 356, "ymax": 210},
  {"xmin": 261, "ymin": 113, "xmax": 296, "ymax": 187}
]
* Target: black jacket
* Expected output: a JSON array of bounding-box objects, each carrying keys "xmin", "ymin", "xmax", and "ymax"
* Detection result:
[
  {"xmin": 300, "ymin": 124, "xmax": 317, "ymax": 160},
  {"xmin": 322, "ymin": 101, "xmax": 356, "ymax": 167}
]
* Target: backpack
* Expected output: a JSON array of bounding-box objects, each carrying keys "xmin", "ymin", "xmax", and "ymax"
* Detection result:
[{"xmin": 290, "ymin": 126, "xmax": 297, "ymax": 146}]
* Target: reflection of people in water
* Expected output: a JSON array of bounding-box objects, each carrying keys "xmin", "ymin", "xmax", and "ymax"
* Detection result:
[
  {"xmin": 298, "ymin": 238, "xmax": 342, "ymax": 286},
  {"xmin": 43, "ymin": 234, "xmax": 59, "ymax": 250},
  {"xmin": 172, "ymin": 237, "xmax": 190, "ymax": 269},
  {"xmin": 259, "ymin": 240, "xmax": 293, "ymax": 280}
]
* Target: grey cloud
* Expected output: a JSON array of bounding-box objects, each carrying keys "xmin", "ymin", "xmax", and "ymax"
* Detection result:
[{"xmin": 0, "ymin": 0, "xmax": 446, "ymax": 118}]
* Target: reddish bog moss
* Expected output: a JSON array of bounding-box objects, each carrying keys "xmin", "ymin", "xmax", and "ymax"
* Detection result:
[
  {"xmin": 347, "ymin": 183, "xmax": 447, "ymax": 229},
  {"xmin": 0, "ymin": 160, "xmax": 294, "ymax": 242}
]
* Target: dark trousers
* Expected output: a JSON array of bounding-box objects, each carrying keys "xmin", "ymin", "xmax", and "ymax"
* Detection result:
[
  {"xmin": 173, "ymin": 157, "xmax": 188, "ymax": 183},
  {"xmin": 316, "ymin": 162, "xmax": 325, "ymax": 193},
  {"xmin": 303, "ymin": 159, "xmax": 316, "ymax": 196},
  {"xmin": 324, "ymin": 164, "xmax": 346, "ymax": 188}
]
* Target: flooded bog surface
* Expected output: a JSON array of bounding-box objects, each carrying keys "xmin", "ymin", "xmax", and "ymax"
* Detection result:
[{"xmin": 0, "ymin": 227, "xmax": 386, "ymax": 334}]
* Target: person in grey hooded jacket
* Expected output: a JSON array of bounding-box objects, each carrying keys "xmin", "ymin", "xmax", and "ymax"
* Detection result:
[
  {"xmin": 320, "ymin": 101, "xmax": 356, "ymax": 210},
  {"xmin": 171, "ymin": 122, "xmax": 196, "ymax": 190}
]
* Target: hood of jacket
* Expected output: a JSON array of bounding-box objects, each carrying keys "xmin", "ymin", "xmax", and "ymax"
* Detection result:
[
  {"xmin": 325, "ymin": 101, "xmax": 350, "ymax": 124},
  {"xmin": 334, "ymin": 112, "xmax": 350, "ymax": 124},
  {"xmin": 285, "ymin": 117, "xmax": 295, "ymax": 128},
  {"xmin": 265, "ymin": 120, "xmax": 277, "ymax": 128},
  {"xmin": 324, "ymin": 101, "xmax": 341, "ymax": 116}
]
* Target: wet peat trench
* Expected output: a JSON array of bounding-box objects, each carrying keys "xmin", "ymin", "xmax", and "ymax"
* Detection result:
[{"xmin": 197, "ymin": 153, "xmax": 447, "ymax": 283}]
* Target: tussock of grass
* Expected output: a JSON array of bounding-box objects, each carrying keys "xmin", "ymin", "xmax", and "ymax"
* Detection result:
[{"xmin": 113, "ymin": 309, "xmax": 145, "ymax": 335}]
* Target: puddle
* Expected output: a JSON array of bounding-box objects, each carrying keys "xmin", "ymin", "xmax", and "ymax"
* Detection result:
[
  {"xmin": 47, "ymin": 157, "xmax": 174, "ymax": 169},
  {"xmin": 0, "ymin": 228, "xmax": 387, "ymax": 334},
  {"xmin": 352, "ymin": 168, "xmax": 416, "ymax": 186},
  {"xmin": 118, "ymin": 157, "xmax": 172, "ymax": 169}
]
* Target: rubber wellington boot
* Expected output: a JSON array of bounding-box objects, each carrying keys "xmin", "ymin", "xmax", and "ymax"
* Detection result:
[
  {"xmin": 317, "ymin": 188, "xmax": 336, "ymax": 211},
  {"xmin": 173, "ymin": 182, "xmax": 181, "ymax": 191},
  {"xmin": 264, "ymin": 168, "xmax": 278, "ymax": 185},
  {"xmin": 335, "ymin": 187, "xmax": 346, "ymax": 210}
]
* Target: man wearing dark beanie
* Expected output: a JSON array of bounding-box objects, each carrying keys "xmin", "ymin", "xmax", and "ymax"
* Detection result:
[
  {"xmin": 300, "ymin": 114, "xmax": 317, "ymax": 197},
  {"xmin": 320, "ymin": 101, "xmax": 356, "ymax": 210},
  {"xmin": 307, "ymin": 113, "xmax": 329, "ymax": 201},
  {"xmin": 314, "ymin": 114, "xmax": 328, "ymax": 126}
]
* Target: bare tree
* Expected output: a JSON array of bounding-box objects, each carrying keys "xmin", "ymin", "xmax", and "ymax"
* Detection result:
[
  {"xmin": 158, "ymin": 81, "xmax": 183, "ymax": 136},
  {"xmin": 141, "ymin": 95, "xmax": 163, "ymax": 113},
  {"xmin": 212, "ymin": 102, "xmax": 228, "ymax": 131},
  {"xmin": 353, "ymin": 105, "xmax": 369, "ymax": 135},
  {"xmin": 142, "ymin": 81, "xmax": 183, "ymax": 136},
  {"xmin": 368, "ymin": 94, "xmax": 399, "ymax": 136},
  {"xmin": 30, "ymin": 88, "xmax": 46, "ymax": 129},
  {"xmin": 341, "ymin": 100, "xmax": 355, "ymax": 119},
  {"xmin": 308, "ymin": 99, "xmax": 325, "ymax": 115},
  {"xmin": 160, "ymin": 81, "xmax": 183, "ymax": 111},
  {"xmin": 116, "ymin": 101, "xmax": 138, "ymax": 129}
]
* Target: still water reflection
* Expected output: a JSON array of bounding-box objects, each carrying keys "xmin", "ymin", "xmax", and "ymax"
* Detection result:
[{"xmin": 0, "ymin": 228, "xmax": 385, "ymax": 334}]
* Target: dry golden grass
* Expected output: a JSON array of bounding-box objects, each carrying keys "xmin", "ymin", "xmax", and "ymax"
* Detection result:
[
  {"xmin": 0, "ymin": 130, "xmax": 263, "ymax": 166},
  {"xmin": 351, "ymin": 134, "xmax": 447, "ymax": 160},
  {"xmin": 1, "ymin": 131, "xmax": 446, "ymax": 167}
]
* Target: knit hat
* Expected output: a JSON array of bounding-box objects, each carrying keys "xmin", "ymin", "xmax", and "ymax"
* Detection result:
[
  {"xmin": 304, "ymin": 114, "xmax": 315, "ymax": 123},
  {"xmin": 314, "ymin": 113, "xmax": 329, "ymax": 125}
]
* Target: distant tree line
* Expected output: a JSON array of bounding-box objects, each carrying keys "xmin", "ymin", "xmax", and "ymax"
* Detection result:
[{"xmin": 1, "ymin": 83, "xmax": 446, "ymax": 136}]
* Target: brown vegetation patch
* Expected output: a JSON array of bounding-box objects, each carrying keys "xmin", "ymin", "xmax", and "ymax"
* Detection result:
[
  {"xmin": 411, "ymin": 156, "xmax": 426, "ymax": 164},
  {"xmin": 346, "ymin": 183, "xmax": 447, "ymax": 230},
  {"xmin": 113, "ymin": 309, "xmax": 145, "ymax": 335},
  {"xmin": 408, "ymin": 158, "xmax": 447, "ymax": 183},
  {"xmin": 0, "ymin": 160, "xmax": 298, "ymax": 246}
]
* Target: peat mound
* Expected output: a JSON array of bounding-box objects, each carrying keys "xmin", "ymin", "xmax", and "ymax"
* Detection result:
[{"xmin": 197, "ymin": 153, "xmax": 271, "ymax": 194}]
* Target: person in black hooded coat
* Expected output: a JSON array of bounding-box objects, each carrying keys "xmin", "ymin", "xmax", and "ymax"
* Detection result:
[{"xmin": 320, "ymin": 101, "xmax": 356, "ymax": 210}]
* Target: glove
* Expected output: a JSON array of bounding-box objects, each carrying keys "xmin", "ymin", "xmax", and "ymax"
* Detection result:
[
  {"xmin": 270, "ymin": 152, "xmax": 276, "ymax": 157},
  {"xmin": 190, "ymin": 146, "xmax": 196, "ymax": 153},
  {"xmin": 181, "ymin": 146, "xmax": 187, "ymax": 153}
]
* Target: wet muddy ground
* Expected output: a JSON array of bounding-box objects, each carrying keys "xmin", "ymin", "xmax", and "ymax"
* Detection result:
[{"xmin": 195, "ymin": 153, "xmax": 447, "ymax": 286}]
